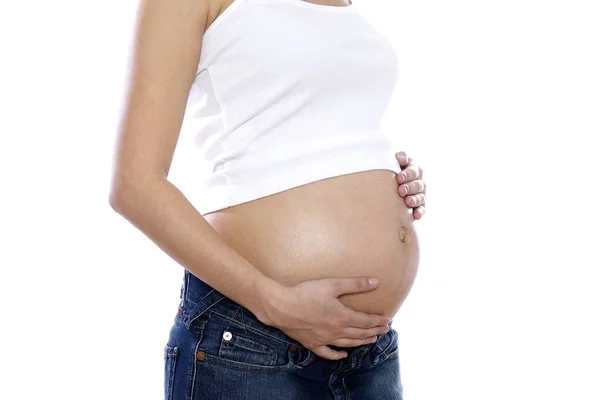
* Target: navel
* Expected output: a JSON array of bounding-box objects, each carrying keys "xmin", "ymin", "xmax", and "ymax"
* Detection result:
[{"xmin": 399, "ymin": 226, "xmax": 409, "ymax": 244}]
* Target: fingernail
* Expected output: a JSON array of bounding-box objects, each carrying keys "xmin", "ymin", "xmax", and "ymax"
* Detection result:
[
  {"xmin": 396, "ymin": 153, "xmax": 407, "ymax": 163},
  {"xmin": 398, "ymin": 173, "xmax": 405, "ymax": 182},
  {"xmin": 411, "ymin": 198, "xmax": 416, "ymax": 206},
  {"xmin": 368, "ymin": 278, "xmax": 379, "ymax": 286},
  {"xmin": 403, "ymin": 184, "xmax": 409, "ymax": 195}
]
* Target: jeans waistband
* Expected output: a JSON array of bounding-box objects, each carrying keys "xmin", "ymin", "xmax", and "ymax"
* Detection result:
[{"xmin": 179, "ymin": 270, "xmax": 306, "ymax": 349}]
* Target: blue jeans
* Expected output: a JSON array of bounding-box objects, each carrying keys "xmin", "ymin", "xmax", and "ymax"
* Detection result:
[{"xmin": 164, "ymin": 270, "xmax": 403, "ymax": 399}]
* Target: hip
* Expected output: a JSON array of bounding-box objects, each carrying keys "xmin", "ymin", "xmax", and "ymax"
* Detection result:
[{"xmin": 164, "ymin": 272, "xmax": 403, "ymax": 399}]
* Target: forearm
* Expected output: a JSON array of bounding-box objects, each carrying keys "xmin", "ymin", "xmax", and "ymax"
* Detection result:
[{"xmin": 109, "ymin": 176, "xmax": 282, "ymax": 323}]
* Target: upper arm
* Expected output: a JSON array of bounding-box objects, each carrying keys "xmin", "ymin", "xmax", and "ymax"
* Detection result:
[{"xmin": 110, "ymin": 0, "xmax": 211, "ymax": 198}]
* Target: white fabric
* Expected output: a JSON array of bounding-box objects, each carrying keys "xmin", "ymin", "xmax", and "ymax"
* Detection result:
[{"xmin": 179, "ymin": 0, "xmax": 402, "ymax": 215}]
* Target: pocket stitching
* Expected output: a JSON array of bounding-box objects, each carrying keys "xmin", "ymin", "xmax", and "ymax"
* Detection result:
[
  {"xmin": 164, "ymin": 345, "xmax": 179, "ymax": 400},
  {"xmin": 219, "ymin": 334, "xmax": 278, "ymax": 366},
  {"xmin": 209, "ymin": 310, "xmax": 292, "ymax": 346},
  {"xmin": 196, "ymin": 311, "xmax": 287, "ymax": 370},
  {"xmin": 202, "ymin": 353, "xmax": 289, "ymax": 372}
]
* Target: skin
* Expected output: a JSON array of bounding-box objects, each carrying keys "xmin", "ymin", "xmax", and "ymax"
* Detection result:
[
  {"xmin": 109, "ymin": 0, "xmax": 426, "ymax": 360},
  {"xmin": 396, "ymin": 151, "xmax": 427, "ymax": 220}
]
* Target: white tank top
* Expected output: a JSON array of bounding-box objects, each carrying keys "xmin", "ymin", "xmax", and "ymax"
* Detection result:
[{"xmin": 179, "ymin": 0, "xmax": 402, "ymax": 215}]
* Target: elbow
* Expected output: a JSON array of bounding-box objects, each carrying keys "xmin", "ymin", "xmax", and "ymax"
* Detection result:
[
  {"xmin": 108, "ymin": 170, "xmax": 139, "ymax": 213},
  {"xmin": 108, "ymin": 180, "xmax": 136, "ymax": 214},
  {"xmin": 109, "ymin": 188, "xmax": 141, "ymax": 216},
  {"xmin": 108, "ymin": 190, "xmax": 127, "ymax": 214},
  {"xmin": 108, "ymin": 169, "xmax": 165, "ymax": 213},
  {"xmin": 108, "ymin": 174, "xmax": 162, "ymax": 214}
]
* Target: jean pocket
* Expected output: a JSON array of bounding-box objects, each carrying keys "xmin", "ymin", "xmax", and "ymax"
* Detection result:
[
  {"xmin": 196, "ymin": 311, "xmax": 290, "ymax": 371},
  {"xmin": 219, "ymin": 329, "xmax": 278, "ymax": 366},
  {"xmin": 372, "ymin": 327, "xmax": 399, "ymax": 365},
  {"xmin": 163, "ymin": 345, "xmax": 179, "ymax": 400}
]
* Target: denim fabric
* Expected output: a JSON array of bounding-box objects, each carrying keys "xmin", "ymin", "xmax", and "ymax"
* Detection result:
[{"xmin": 163, "ymin": 270, "xmax": 403, "ymax": 399}]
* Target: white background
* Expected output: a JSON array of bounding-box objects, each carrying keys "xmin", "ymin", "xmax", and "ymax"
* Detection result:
[{"xmin": 1, "ymin": 0, "xmax": 598, "ymax": 399}]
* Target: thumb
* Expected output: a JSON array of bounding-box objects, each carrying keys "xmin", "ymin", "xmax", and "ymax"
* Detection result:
[
  {"xmin": 328, "ymin": 277, "xmax": 380, "ymax": 297},
  {"xmin": 314, "ymin": 345, "xmax": 348, "ymax": 360}
]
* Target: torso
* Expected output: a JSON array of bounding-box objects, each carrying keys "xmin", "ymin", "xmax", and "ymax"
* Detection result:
[
  {"xmin": 201, "ymin": 0, "xmax": 419, "ymax": 318},
  {"xmin": 203, "ymin": 170, "xmax": 420, "ymax": 318}
]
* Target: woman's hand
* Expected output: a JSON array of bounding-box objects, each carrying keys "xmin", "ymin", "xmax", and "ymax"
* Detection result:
[
  {"xmin": 260, "ymin": 277, "xmax": 391, "ymax": 361},
  {"xmin": 395, "ymin": 151, "xmax": 427, "ymax": 220}
]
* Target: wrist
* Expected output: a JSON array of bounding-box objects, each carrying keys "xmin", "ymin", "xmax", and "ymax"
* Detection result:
[{"xmin": 246, "ymin": 274, "xmax": 288, "ymax": 326}]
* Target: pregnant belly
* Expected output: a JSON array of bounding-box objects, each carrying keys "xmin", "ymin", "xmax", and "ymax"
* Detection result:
[{"xmin": 203, "ymin": 169, "xmax": 421, "ymax": 318}]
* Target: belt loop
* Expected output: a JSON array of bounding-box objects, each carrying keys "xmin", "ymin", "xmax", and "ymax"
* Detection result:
[{"xmin": 183, "ymin": 289, "xmax": 226, "ymax": 329}]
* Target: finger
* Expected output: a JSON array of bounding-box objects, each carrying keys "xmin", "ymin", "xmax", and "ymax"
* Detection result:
[
  {"xmin": 314, "ymin": 345, "xmax": 348, "ymax": 360},
  {"xmin": 395, "ymin": 151, "xmax": 409, "ymax": 167},
  {"xmin": 398, "ymin": 180, "xmax": 426, "ymax": 197},
  {"xmin": 342, "ymin": 325, "xmax": 390, "ymax": 339},
  {"xmin": 344, "ymin": 309, "xmax": 391, "ymax": 329},
  {"xmin": 405, "ymin": 193, "xmax": 426, "ymax": 208},
  {"xmin": 406, "ymin": 156, "xmax": 422, "ymax": 174},
  {"xmin": 413, "ymin": 205, "xmax": 425, "ymax": 220},
  {"xmin": 330, "ymin": 336, "xmax": 379, "ymax": 347},
  {"xmin": 396, "ymin": 165, "xmax": 420, "ymax": 183},
  {"xmin": 329, "ymin": 277, "xmax": 380, "ymax": 297},
  {"xmin": 405, "ymin": 157, "xmax": 424, "ymax": 179}
]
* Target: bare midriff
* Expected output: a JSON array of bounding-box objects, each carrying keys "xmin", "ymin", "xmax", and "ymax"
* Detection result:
[{"xmin": 203, "ymin": 169, "xmax": 420, "ymax": 318}]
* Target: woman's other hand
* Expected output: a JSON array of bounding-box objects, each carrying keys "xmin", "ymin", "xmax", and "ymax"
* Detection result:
[
  {"xmin": 259, "ymin": 277, "xmax": 391, "ymax": 360},
  {"xmin": 395, "ymin": 151, "xmax": 426, "ymax": 220}
]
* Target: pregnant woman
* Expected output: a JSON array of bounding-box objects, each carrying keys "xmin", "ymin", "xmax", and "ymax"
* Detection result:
[{"xmin": 109, "ymin": 0, "xmax": 427, "ymax": 399}]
